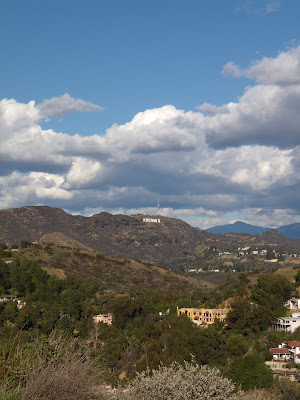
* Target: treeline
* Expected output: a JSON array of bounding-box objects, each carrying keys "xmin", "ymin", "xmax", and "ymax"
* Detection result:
[{"xmin": 0, "ymin": 257, "xmax": 98, "ymax": 334}]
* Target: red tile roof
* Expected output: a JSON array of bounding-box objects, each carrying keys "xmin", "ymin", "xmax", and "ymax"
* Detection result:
[
  {"xmin": 270, "ymin": 348, "xmax": 290, "ymax": 354},
  {"xmin": 287, "ymin": 341, "xmax": 300, "ymax": 347}
]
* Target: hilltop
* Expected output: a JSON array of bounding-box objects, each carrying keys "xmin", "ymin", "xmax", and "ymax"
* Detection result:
[
  {"xmin": 206, "ymin": 221, "xmax": 270, "ymax": 236},
  {"xmin": 0, "ymin": 206, "xmax": 300, "ymax": 268},
  {"xmin": 0, "ymin": 206, "xmax": 212, "ymax": 267},
  {"xmin": 205, "ymin": 221, "xmax": 300, "ymax": 240}
]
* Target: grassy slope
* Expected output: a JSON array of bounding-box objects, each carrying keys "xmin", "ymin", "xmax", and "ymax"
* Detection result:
[{"xmin": 18, "ymin": 244, "xmax": 215, "ymax": 293}]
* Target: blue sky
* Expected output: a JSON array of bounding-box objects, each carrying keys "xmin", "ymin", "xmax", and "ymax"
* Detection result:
[{"xmin": 0, "ymin": 0, "xmax": 300, "ymax": 229}]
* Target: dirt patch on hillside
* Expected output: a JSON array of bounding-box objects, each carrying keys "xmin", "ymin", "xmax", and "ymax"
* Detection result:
[{"xmin": 42, "ymin": 267, "xmax": 67, "ymax": 280}]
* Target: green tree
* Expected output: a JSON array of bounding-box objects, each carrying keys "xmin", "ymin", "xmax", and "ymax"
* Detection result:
[
  {"xmin": 1, "ymin": 301, "xmax": 18, "ymax": 323},
  {"xmin": 112, "ymin": 295, "xmax": 134, "ymax": 329},
  {"xmin": 227, "ymin": 297, "xmax": 251, "ymax": 333},
  {"xmin": 276, "ymin": 377, "xmax": 300, "ymax": 400},
  {"xmin": 295, "ymin": 270, "xmax": 300, "ymax": 286},
  {"xmin": 251, "ymin": 274, "xmax": 292, "ymax": 310},
  {"xmin": 228, "ymin": 352, "xmax": 273, "ymax": 390},
  {"xmin": 225, "ymin": 334, "xmax": 249, "ymax": 357}
]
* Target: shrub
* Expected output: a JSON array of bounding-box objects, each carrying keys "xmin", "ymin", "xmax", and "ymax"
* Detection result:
[
  {"xmin": 0, "ymin": 332, "xmax": 106, "ymax": 400},
  {"xmin": 117, "ymin": 361, "xmax": 244, "ymax": 400},
  {"xmin": 276, "ymin": 377, "xmax": 300, "ymax": 400},
  {"xmin": 21, "ymin": 334, "xmax": 102, "ymax": 400}
]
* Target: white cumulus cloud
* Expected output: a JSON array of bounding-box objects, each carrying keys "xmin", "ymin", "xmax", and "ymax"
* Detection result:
[{"xmin": 222, "ymin": 45, "xmax": 300, "ymax": 85}]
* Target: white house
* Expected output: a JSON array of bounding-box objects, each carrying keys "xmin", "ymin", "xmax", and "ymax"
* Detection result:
[
  {"xmin": 272, "ymin": 312, "xmax": 300, "ymax": 333},
  {"xmin": 0, "ymin": 295, "xmax": 15, "ymax": 302},
  {"xmin": 270, "ymin": 348, "xmax": 291, "ymax": 361},
  {"xmin": 93, "ymin": 313, "xmax": 113, "ymax": 325},
  {"xmin": 272, "ymin": 341, "xmax": 300, "ymax": 364},
  {"xmin": 284, "ymin": 341, "xmax": 300, "ymax": 364},
  {"xmin": 284, "ymin": 298, "xmax": 300, "ymax": 311}
]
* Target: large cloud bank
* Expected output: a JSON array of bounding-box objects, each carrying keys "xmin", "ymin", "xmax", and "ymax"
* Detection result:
[{"xmin": 1, "ymin": 48, "xmax": 300, "ymax": 228}]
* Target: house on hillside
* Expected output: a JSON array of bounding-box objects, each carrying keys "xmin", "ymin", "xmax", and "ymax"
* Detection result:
[
  {"xmin": 272, "ymin": 313, "xmax": 300, "ymax": 333},
  {"xmin": 272, "ymin": 299, "xmax": 300, "ymax": 333},
  {"xmin": 270, "ymin": 341, "xmax": 300, "ymax": 364},
  {"xmin": 0, "ymin": 295, "xmax": 26, "ymax": 309},
  {"xmin": 270, "ymin": 348, "xmax": 291, "ymax": 361},
  {"xmin": 17, "ymin": 300, "xmax": 26, "ymax": 309},
  {"xmin": 159, "ymin": 308, "xmax": 170, "ymax": 317},
  {"xmin": 0, "ymin": 295, "xmax": 15, "ymax": 302},
  {"xmin": 93, "ymin": 313, "xmax": 113, "ymax": 325},
  {"xmin": 177, "ymin": 307, "xmax": 229, "ymax": 326},
  {"xmin": 284, "ymin": 298, "xmax": 300, "ymax": 311},
  {"xmin": 284, "ymin": 341, "xmax": 300, "ymax": 364}
]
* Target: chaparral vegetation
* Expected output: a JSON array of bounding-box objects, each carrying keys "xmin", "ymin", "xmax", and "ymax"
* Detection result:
[{"xmin": 0, "ymin": 242, "xmax": 300, "ymax": 399}]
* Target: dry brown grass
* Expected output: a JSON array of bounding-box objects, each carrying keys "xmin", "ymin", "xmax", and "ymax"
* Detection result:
[
  {"xmin": 22, "ymin": 334, "xmax": 104, "ymax": 400},
  {"xmin": 2, "ymin": 332, "xmax": 108, "ymax": 400},
  {"xmin": 41, "ymin": 267, "xmax": 67, "ymax": 279}
]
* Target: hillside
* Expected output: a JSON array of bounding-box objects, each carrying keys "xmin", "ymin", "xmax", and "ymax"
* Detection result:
[
  {"xmin": 278, "ymin": 223, "xmax": 300, "ymax": 240},
  {"xmin": 15, "ymin": 243, "xmax": 214, "ymax": 292},
  {"xmin": 0, "ymin": 206, "xmax": 299, "ymax": 268},
  {"xmin": 0, "ymin": 206, "xmax": 212, "ymax": 267},
  {"xmin": 250, "ymin": 229, "xmax": 300, "ymax": 251}
]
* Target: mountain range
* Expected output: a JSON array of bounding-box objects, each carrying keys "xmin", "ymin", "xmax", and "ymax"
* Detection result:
[
  {"xmin": 204, "ymin": 221, "xmax": 300, "ymax": 240},
  {"xmin": 0, "ymin": 206, "xmax": 300, "ymax": 267}
]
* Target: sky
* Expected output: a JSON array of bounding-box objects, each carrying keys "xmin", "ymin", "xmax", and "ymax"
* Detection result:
[{"xmin": 0, "ymin": 0, "xmax": 300, "ymax": 229}]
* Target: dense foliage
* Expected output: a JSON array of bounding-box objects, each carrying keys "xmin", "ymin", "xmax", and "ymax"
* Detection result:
[{"xmin": 1, "ymin": 244, "xmax": 300, "ymax": 398}]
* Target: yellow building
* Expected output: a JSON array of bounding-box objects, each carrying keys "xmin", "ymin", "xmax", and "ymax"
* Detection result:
[{"xmin": 177, "ymin": 307, "xmax": 229, "ymax": 325}]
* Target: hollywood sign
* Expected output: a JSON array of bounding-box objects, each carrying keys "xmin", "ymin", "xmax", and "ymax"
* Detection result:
[{"xmin": 143, "ymin": 218, "xmax": 161, "ymax": 223}]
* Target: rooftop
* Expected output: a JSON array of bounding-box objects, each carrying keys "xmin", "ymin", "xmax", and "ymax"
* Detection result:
[{"xmin": 270, "ymin": 348, "xmax": 290, "ymax": 354}]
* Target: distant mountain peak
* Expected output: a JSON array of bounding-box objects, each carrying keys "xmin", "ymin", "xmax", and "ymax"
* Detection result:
[
  {"xmin": 205, "ymin": 221, "xmax": 300, "ymax": 240},
  {"xmin": 205, "ymin": 221, "xmax": 270, "ymax": 236}
]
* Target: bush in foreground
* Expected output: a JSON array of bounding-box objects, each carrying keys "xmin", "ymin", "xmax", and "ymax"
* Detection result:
[{"xmin": 117, "ymin": 361, "xmax": 244, "ymax": 400}]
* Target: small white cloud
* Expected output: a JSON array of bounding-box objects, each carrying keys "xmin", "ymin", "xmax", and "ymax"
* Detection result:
[
  {"xmin": 264, "ymin": 1, "xmax": 280, "ymax": 14},
  {"xmin": 37, "ymin": 93, "xmax": 103, "ymax": 117},
  {"xmin": 234, "ymin": 0, "xmax": 280, "ymax": 16},
  {"xmin": 221, "ymin": 61, "xmax": 243, "ymax": 78}
]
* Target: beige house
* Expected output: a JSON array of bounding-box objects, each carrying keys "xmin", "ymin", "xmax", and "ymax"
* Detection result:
[{"xmin": 177, "ymin": 307, "xmax": 229, "ymax": 325}]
